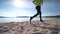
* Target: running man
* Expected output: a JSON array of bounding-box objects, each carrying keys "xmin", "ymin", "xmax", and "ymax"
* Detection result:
[{"xmin": 30, "ymin": 0, "xmax": 44, "ymax": 24}]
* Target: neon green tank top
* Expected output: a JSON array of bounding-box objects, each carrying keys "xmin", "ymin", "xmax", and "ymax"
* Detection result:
[{"xmin": 33, "ymin": 0, "xmax": 43, "ymax": 6}]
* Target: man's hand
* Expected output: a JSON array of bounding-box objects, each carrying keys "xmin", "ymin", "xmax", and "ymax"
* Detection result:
[
  {"xmin": 41, "ymin": 0, "xmax": 43, "ymax": 5},
  {"xmin": 33, "ymin": 0, "xmax": 36, "ymax": 4}
]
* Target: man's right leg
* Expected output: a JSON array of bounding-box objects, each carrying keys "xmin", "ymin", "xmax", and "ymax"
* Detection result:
[{"xmin": 30, "ymin": 6, "xmax": 38, "ymax": 24}]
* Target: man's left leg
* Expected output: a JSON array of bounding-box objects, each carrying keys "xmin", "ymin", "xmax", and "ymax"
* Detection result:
[
  {"xmin": 39, "ymin": 6, "xmax": 44, "ymax": 22},
  {"xmin": 39, "ymin": 11, "xmax": 43, "ymax": 22}
]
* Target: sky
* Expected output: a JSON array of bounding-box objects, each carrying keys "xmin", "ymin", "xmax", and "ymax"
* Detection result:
[{"xmin": 0, "ymin": 0, "xmax": 60, "ymax": 17}]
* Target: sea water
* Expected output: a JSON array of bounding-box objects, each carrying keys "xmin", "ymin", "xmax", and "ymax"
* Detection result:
[{"xmin": 0, "ymin": 17, "xmax": 60, "ymax": 23}]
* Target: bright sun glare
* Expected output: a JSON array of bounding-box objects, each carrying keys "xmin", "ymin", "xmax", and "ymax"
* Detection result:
[{"xmin": 13, "ymin": 0, "xmax": 26, "ymax": 8}]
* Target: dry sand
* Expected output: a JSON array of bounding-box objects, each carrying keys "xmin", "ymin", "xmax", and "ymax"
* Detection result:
[{"xmin": 0, "ymin": 20, "xmax": 60, "ymax": 34}]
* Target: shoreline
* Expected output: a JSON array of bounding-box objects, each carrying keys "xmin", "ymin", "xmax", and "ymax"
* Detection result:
[{"xmin": 0, "ymin": 19, "xmax": 60, "ymax": 23}]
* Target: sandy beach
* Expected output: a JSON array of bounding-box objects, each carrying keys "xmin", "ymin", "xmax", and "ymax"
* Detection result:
[{"xmin": 0, "ymin": 20, "xmax": 60, "ymax": 34}]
